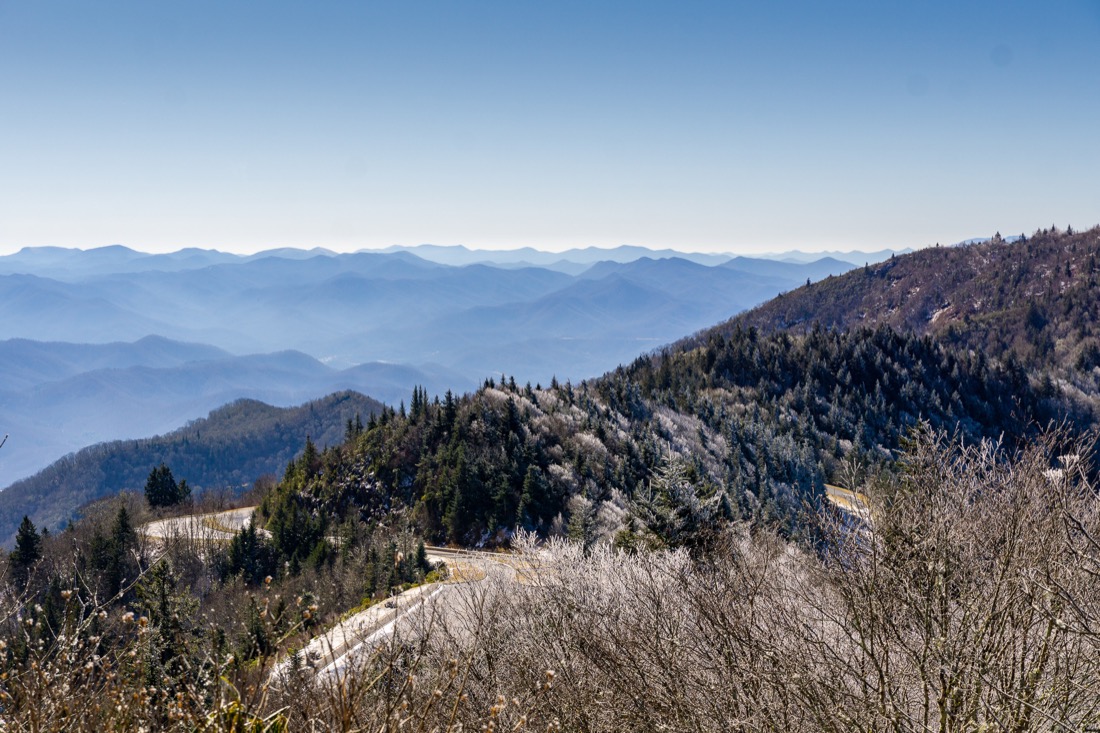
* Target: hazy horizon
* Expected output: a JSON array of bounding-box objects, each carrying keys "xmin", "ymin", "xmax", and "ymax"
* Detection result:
[
  {"xmin": 0, "ymin": 237, "xmax": 949, "ymax": 260},
  {"xmin": 3, "ymin": 2, "xmax": 1097, "ymax": 257}
]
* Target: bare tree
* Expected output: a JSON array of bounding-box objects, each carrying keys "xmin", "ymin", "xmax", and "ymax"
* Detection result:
[
  {"xmin": 4, "ymin": 427, "xmax": 1099, "ymax": 731},
  {"xmin": 786, "ymin": 426, "xmax": 1100, "ymax": 731}
]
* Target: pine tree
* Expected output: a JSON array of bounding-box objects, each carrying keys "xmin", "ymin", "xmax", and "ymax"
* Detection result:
[
  {"xmin": 301, "ymin": 436, "xmax": 320, "ymax": 480},
  {"xmin": 415, "ymin": 541, "xmax": 430, "ymax": 575},
  {"xmin": 145, "ymin": 463, "xmax": 186, "ymax": 507},
  {"xmin": 9, "ymin": 515, "xmax": 42, "ymax": 586},
  {"xmin": 223, "ymin": 520, "xmax": 275, "ymax": 584},
  {"xmin": 443, "ymin": 390, "xmax": 457, "ymax": 431},
  {"xmin": 94, "ymin": 506, "xmax": 139, "ymax": 598},
  {"xmin": 517, "ymin": 465, "xmax": 549, "ymax": 527},
  {"xmin": 135, "ymin": 559, "xmax": 200, "ymax": 687}
]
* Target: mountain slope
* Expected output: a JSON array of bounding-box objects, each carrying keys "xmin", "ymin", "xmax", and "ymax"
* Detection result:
[
  {"xmin": 0, "ymin": 336, "xmax": 230, "ymax": 392},
  {"xmin": 0, "ymin": 391, "xmax": 383, "ymax": 545},
  {"xmin": 0, "ymin": 343, "xmax": 468, "ymax": 488},
  {"xmin": 256, "ymin": 231, "xmax": 1100, "ymax": 550},
  {"xmin": 732, "ymin": 226, "xmax": 1100, "ymax": 381},
  {"xmin": 258, "ymin": 323, "xmax": 1051, "ymax": 550}
]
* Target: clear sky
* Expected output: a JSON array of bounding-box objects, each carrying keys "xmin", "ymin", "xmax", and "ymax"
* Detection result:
[{"xmin": 1, "ymin": 1, "xmax": 1098, "ymax": 256}]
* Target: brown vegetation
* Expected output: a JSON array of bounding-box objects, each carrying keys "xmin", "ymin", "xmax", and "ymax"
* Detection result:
[
  {"xmin": 733, "ymin": 226, "xmax": 1100, "ymax": 382},
  {"xmin": 2, "ymin": 427, "xmax": 1097, "ymax": 731}
]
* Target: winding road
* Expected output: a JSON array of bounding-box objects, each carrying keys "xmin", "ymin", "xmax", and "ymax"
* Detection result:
[
  {"xmin": 140, "ymin": 506, "xmax": 258, "ymax": 543},
  {"xmin": 139, "ymin": 507, "xmax": 525, "ymax": 685}
]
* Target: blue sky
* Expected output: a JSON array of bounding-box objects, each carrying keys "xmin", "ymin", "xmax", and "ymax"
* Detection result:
[{"xmin": 1, "ymin": 1, "xmax": 1098, "ymax": 255}]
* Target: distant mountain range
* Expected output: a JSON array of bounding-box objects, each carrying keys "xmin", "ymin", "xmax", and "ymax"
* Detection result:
[
  {"xmin": 0, "ymin": 245, "xmax": 864, "ymax": 374},
  {"xmin": 0, "ymin": 336, "xmax": 462, "ymax": 489},
  {"xmin": 4, "ymin": 230, "xmax": 1084, "ymax": 549},
  {"xmin": 760, "ymin": 247, "xmax": 913, "ymax": 264},
  {"xmin": 376, "ymin": 243, "xmax": 734, "ymax": 271},
  {"xmin": 0, "ymin": 242, "xmax": 907, "ymax": 279},
  {"xmin": 256, "ymin": 228, "xmax": 1094, "ymax": 549},
  {"xmin": 0, "ymin": 391, "xmax": 382, "ymax": 545},
  {"xmin": 0, "ymin": 243, "xmax": 874, "ymax": 487}
]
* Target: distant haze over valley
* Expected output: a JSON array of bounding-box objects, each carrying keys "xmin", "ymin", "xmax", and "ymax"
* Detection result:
[{"xmin": 0, "ymin": 242, "xmax": 909, "ymax": 489}]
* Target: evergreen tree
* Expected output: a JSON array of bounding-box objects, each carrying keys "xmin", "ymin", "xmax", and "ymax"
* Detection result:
[
  {"xmin": 145, "ymin": 463, "xmax": 187, "ymax": 507},
  {"xmin": 222, "ymin": 520, "xmax": 276, "ymax": 584},
  {"xmin": 517, "ymin": 465, "xmax": 550, "ymax": 528},
  {"xmin": 443, "ymin": 390, "xmax": 457, "ymax": 432},
  {"xmin": 9, "ymin": 515, "xmax": 42, "ymax": 586},
  {"xmin": 91, "ymin": 506, "xmax": 139, "ymax": 598},
  {"xmin": 566, "ymin": 496, "xmax": 594, "ymax": 548},
  {"xmin": 301, "ymin": 436, "xmax": 320, "ymax": 480},
  {"xmin": 415, "ymin": 541, "xmax": 430, "ymax": 575},
  {"xmin": 632, "ymin": 458, "xmax": 719, "ymax": 555},
  {"xmin": 135, "ymin": 560, "xmax": 198, "ymax": 690}
]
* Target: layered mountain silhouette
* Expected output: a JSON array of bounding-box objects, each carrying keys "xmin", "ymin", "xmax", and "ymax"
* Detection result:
[
  {"xmin": 0, "ymin": 338, "xmax": 462, "ymax": 489},
  {"xmin": 4, "ymin": 230, "xmax": 1091, "ymax": 549},
  {"xmin": 0, "ymin": 391, "xmax": 382, "ymax": 545},
  {"xmin": 0, "ymin": 244, "xmax": 859, "ymax": 487}
]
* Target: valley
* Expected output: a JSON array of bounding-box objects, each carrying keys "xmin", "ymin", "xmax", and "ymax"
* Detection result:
[
  {"xmin": 4, "ymin": 0, "xmax": 1096, "ymax": 726},
  {"xmin": 0, "ymin": 244, "xmax": 858, "ymax": 497},
  {"xmin": 3, "ymin": 229, "xmax": 1100, "ymax": 731}
]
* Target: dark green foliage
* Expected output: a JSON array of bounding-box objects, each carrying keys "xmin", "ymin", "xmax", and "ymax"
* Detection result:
[
  {"xmin": 135, "ymin": 560, "xmax": 200, "ymax": 691},
  {"xmin": 415, "ymin": 540, "xmax": 429, "ymax": 572},
  {"xmin": 261, "ymin": 324, "xmax": 1049, "ymax": 545},
  {"xmin": 268, "ymin": 498, "xmax": 326, "ymax": 569},
  {"xmin": 620, "ymin": 457, "xmax": 722, "ymax": 555},
  {"xmin": 220, "ymin": 521, "xmax": 278, "ymax": 584},
  {"xmin": 255, "ymin": 441, "xmax": 335, "ymax": 569},
  {"xmin": 345, "ymin": 412, "xmax": 365, "ymax": 442},
  {"xmin": 145, "ymin": 463, "xmax": 189, "ymax": 508},
  {"xmin": 87, "ymin": 505, "xmax": 139, "ymax": 599},
  {"xmin": 299, "ymin": 436, "xmax": 320, "ymax": 481},
  {"xmin": 9, "ymin": 515, "xmax": 41, "ymax": 586},
  {"xmin": 243, "ymin": 595, "xmax": 274, "ymax": 660},
  {"xmin": 0, "ymin": 390, "xmax": 382, "ymax": 546},
  {"xmin": 518, "ymin": 465, "xmax": 551, "ymax": 529}
]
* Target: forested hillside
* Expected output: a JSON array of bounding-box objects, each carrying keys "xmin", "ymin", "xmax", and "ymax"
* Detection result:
[
  {"xmin": 732, "ymin": 226, "xmax": 1100, "ymax": 385},
  {"xmin": 0, "ymin": 245, "xmax": 857, "ymax": 489},
  {"xmin": 0, "ymin": 336, "xmax": 460, "ymax": 489},
  {"xmin": 0, "ymin": 391, "xmax": 381, "ymax": 545},
  {"xmin": 3, "ymin": 240, "xmax": 1095, "ymax": 730},
  {"xmin": 259, "ymin": 324, "xmax": 1054, "ymax": 552}
]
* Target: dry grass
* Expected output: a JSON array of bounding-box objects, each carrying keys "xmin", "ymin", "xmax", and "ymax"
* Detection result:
[{"xmin": 3, "ymin": 428, "xmax": 1100, "ymax": 731}]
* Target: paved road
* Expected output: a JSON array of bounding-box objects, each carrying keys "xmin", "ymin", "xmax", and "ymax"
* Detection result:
[
  {"xmin": 140, "ymin": 506, "xmax": 258, "ymax": 543},
  {"xmin": 272, "ymin": 582, "xmax": 449, "ymax": 683},
  {"xmin": 824, "ymin": 484, "xmax": 871, "ymax": 522},
  {"xmin": 139, "ymin": 506, "xmax": 529, "ymax": 685},
  {"xmin": 316, "ymin": 585, "xmax": 450, "ymax": 681},
  {"xmin": 278, "ymin": 547, "xmax": 524, "ymax": 685}
]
